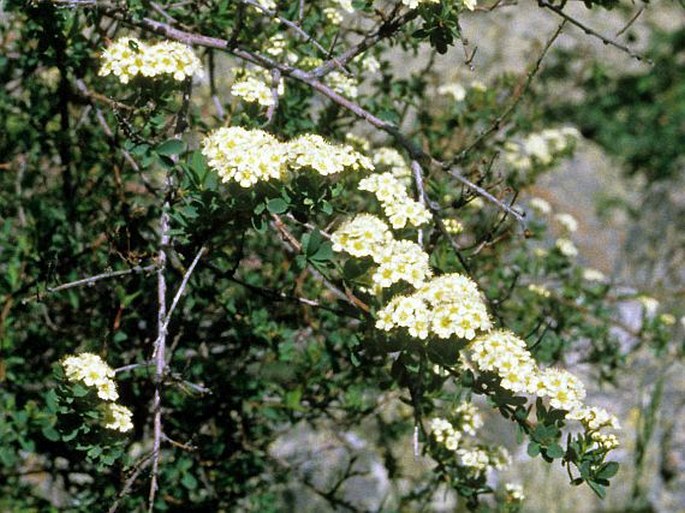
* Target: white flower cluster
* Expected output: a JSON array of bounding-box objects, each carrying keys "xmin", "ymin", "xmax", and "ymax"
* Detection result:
[
  {"xmin": 345, "ymin": 133, "xmax": 371, "ymax": 152},
  {"xmin": 468, "ymin": 330, "xmax": 620, "ymax": 451},
  {"xmin": 582, "ymin": 268, "xmax": 607, "ymax": 282},
  {"xmin": 430, "ymin": 404, "xmax": 509, "ymax": 476},
  {"xmin": 505, "ymin": 483, "xmax": 526, "ymax": 502},
  {"xmin": 327, "ymin": 70, "xmax": 360, "ymax": 98},
  {"xmin": 202, "ymin": 127, "xmax": 286, "ymax": 187},
  {"xmin": 443, "ymin": 218, "xmax": 464, "ymax": 235},
  {"xmin": 527, "ymin": 198, "xmax": 582, "ymax": 259},
  {"xmin": 373, "ymin": 147, "xmax": 412, "ymax": 181},
  {"xmin": 372, "ymin": 240, "xmax": 432, "ymax": 288},
  {"xmin": 504, "ymin": 127, "xmax": 580, "ymax": 171},
  {"xmin": 288, "ymin": 133, "xmax": 373, "ymax": 176},
  {"xmin": 202, "ymin": 127, "xmax": 373, "ymax": 188},
  {"xmin": 567, "ymin": 406, "xmax": 621, "ymax": 451},
  {"xmin": 469, "ymin": 330, "xmax": 587, "ymax": 410},
  {"xmin": 555, "ymin": 213, "xmax": 579, "ymax": 233},
  {"xmin": 438, "ymin": 83, "xmax": 467, "ymax": 102},
  {"xmin": 458, "ymin": 446, "xmax": 511, "ymax": 477},
  {"xmin": 231, "ymin": 69, "xmax": 284, "ymax": 107},
  {"xmin": 331, "ymin": 214, "xmax": 394, "ymax": 258},
  {"xmin": 99, "ymin": 37, "xmax": 202, "ymax": 84},
  {"xmin": 402, "ymin": 0, "xmax": 476, "ymax": 10},
  {"xmin": 100, "ymin": 402, "xmax": 134, "ymax": 433},
  {"xmin": 455, "ymin": 401, "xmax": 483, "ymax": 436},
  {"xmin": 375, "ymin": 274, "xmax": 492, "ymax": 340},
  {"xmin": 555, "ymin": 237, "xmax": 578, "ymax": 257},
  {"xmin": 529, "ymin": 197, "xmax": 552, "ymax": 215},
  {"xmin": 332, "ymin": 215, "xmax": 431, "ymax": 290},
  {"xmin": 528, "ymin": 283, "xmax": 551, "ymax": 298},
  {"xmin": 253, "ymin": 0, "xmax": 276, "ymax": 8},
  {"xmin": 62, "ymin": 353, "xmax": 118, "ymax": 401},
  {"xmin": 430, "ymin": 417, "xmax": 462, "ymax": 450},
  {"xmin": 358, "ymin": 172, "xmax": 432, "ymax": 229},
  {"xmin": 638, "ymin": 295, "xmax": 659, "ymax": 317},
  {"xmin": 61, "ymin": 353, "xmax": 133, "ymax": 433}
]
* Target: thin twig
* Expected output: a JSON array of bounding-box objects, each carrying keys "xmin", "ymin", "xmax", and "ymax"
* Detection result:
[
  {"xmin": 108, "ymin": 454, "xmax": 154, "ymax": 513},
  {"xmin": 270, "ymin": 214, "xmax": 369, "ymax": 311},
  {"xmin": 160, "ymin": 245, "xmax": 207, "ymax": 335},
  {"xmin": 23, "ymin": 265, "xmax": 156, "ymax": 303},
  {"xmin": 148, "ymin": 188, "xmax": 170, "ymax": 513},
  {"xmin": 451, "ymin": 21, "xmax": 566, "ymax": 164},
  {"xmin": 410, "ymin": 160, "xmax": 429, "ymax": 247},
  {"xmin": 114, "ymin": 361, "xmax": 154, "ymax": 374},
  {"xmin": 616, "ymin": 7, "xmax": 644, "ymax": 38},
  {"xmin": 241, "ymin": 0, "xmax": 346, "ymax": 71},
  {"xmin": 444, "ymin": 167, "xmax": 526, "ymax": 227},
  {"xmin": 538, "ymin": 0, "xmax": 650, "ymax": 64},
  {"xmin": 262, "ymin": 68, "xmax": 281, "ymax": 127}
]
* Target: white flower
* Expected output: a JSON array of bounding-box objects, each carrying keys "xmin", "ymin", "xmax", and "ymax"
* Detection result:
[
  {"xmin": 529, "ymin": 197, "xmax": 552, "ymax": 215},
  {"xmin": 555, "ymin": 238, "xmax": 578, "ymax": 257},
  {"xmin": 437, "ymin": 83, "xmax": 467, "ymax": 102},
  {"xmin": 555, "ymin": 213, "xmax": 578, "ymax": 233}
]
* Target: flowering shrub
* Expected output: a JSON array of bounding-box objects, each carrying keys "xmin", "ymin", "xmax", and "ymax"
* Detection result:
[{"xmin": 0, "ymin": 1, "xmax": 681, "ymax": 512}]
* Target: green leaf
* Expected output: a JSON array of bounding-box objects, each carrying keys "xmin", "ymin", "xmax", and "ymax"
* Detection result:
[
  {"xmin": 343, "ymin": 259, "xmax": 373, "ymax": 280},
  {"xmin": 311, "ymin": 243, "xmax": 333, "ymax": 263},
  {"xmin": 181, "ymin": 472, "xmax": 198, "ymax": 490},
  {"xmin": 285, "ymin": 388, "xmax": 303, "ymax": 411},
  {"xmin": 305, "ymin": 230, "xmax": 323, "ymax": 256},
  {"xmin": 546, "ymin": 443, "xmax": 565, "ymax": 459},
  {"xmin": 87, "ymin": 445, "xmax": 103, "ymax": 459},
  {"xmin": 266, "ymin": 198, "xmax": 289, "ymax": 214},
  {"xmin": 71, "ymin": 383, "xmax": 90, "ymax": 398},
  {"xmin": 156, "ymin": 139, "xmax": 185, "ymax": 157},
  {"xmin": 587, "ymin": 480, "xmax": 606, "ymax": 499},
  {"xmin": 527, "ymin": 441, "xmax": 541, "ymax": 457},
  {"xmin": 45, "ymin": 389, "xmax": 58, "ymax": 413},
  {"xmin": 42, "ymin": 425, "xmax": 60, "ymax": 442},
  {"xmin": 596, "ymin": 461, "xmax": 619, "ymax": 479}
]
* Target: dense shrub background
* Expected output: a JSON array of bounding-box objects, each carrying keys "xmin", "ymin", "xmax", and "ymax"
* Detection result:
[{"xmin": 0, "ymin": 1, "xmax": 682, "ymax": 512}]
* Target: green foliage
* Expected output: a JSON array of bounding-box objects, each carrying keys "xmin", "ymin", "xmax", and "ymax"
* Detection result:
[
  {"xmin": 0, "ymin": 1, "xmax": 677, "ymax": 512},
  {"xmin": 545, "ymin": 28, "xmax": 685, "ymax": 181}
]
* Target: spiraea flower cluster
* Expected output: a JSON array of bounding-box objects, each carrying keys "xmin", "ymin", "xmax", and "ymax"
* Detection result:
[
  {"xmin": 468, "ymin": 330, "xmax": 620, "ymax": 450},
  {"xmin": 455, "ymin": 401, "xmax": 483, "ymax": 436},
  {"xmin": 61, "ymin": 353, "xmax": 133, "ymax": 433},
  {"xmin": 332, "ymin": 215, "xmax": 431, "ymax": 290},
  {"xmin": 567, "ymin": 406, "xmax": 621, "ymax": 451},
  {"xmin": 358, "ymin": 172, "xmax": 432, "ymax": 229},
  {"xmin": 331, "ymin": 214, "xmax": 393, "ymax": 258},
  {"xmin": 99, "ymin": 37, "xmax": 202, "ymax": 84},
  {"xmin": 430, "ymin": 403, "xmax": 510, "ymax": 477},
  {"xmin": 202, "ymin": 127, "xmax": 287, "ymax": 188},
  {"xmin": 443, "ymin": 218, "xmax": 464, "ymax": 235},
  {"xmin": 458, "ymin": 446, "xmax": 511, "ymax": 476},
  {"xmin": 62, "ymin": 353, "xmax": 118, "ymax": 401},
  {"xmin": 505, "ymin": 483, "xmax": 526, "ymax": 502},
  {"xmin": 231, "ymin": 69, "xmax": 284, "ymax": 107},
  {"xmin": 202, "ymin": 127, "xmax": 372, "ymax": 188},
  {"xmin": 430, "ymin": 417, "xmax": 462, "ymax": 450},
  {"xmin": 288, "ymin": 134, "xmax": 373, "ymax": 176},
  {"xmin": 469, "ymin": 330, "xmax": 587, "ymax": 410},
  {"xmin": 438, "ymin": 82, "xmax": 467, "ymax": 102},
  {"xmin": 375, "ymin": 273, "xmax": 492, "ymax": 340},
  {"xmin": 504, "ymin": 127, "xmax": 580, "ymax": 172},
  {"xmin": 402, "ymin": 0, "xmax": 476, "ymax": 9},
  {"xmin": 100, "ymin": 403, "xmax": 134, "ymax": 433},
  {"xmin": 373, "ymin": 147, "xmax": 412, "ymax": 181}
]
